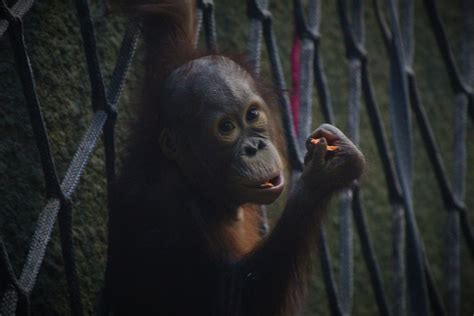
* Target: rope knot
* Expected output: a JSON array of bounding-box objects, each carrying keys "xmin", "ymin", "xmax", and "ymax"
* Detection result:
[
  {"xmin": 247, "ymin": 0, "xmax": 272, "ymax": 22},
  {"xmin": 302, "ymin": 28, "xmax": 319, "ymax": 42},
  {"xmin": 198, "ymin": 0, "xmax": 214, "ymax": 11},
  {"xmin": 0, "ymin": 1, "xmax": 18, "ymax": 24}
]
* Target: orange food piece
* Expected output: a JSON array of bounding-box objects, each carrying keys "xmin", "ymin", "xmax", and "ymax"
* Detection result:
[{"xmin": 310, "ymin": 138, "xmax": 338, "ymax": 151}]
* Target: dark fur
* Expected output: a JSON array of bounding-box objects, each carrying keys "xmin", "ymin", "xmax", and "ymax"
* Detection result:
[{"xmin": 106, "ymin": 1, "xmax": 365, "ymax": 315}]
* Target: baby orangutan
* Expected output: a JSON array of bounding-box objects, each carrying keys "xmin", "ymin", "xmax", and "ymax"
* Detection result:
[{"xmin": 106, "ymin": 1, "xmax": 365, "ymax": 315}]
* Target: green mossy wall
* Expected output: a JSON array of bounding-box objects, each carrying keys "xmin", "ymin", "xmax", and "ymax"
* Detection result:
[{"xmin": 0, "ymin": 0, "xmax": 472, "ymax": 315}]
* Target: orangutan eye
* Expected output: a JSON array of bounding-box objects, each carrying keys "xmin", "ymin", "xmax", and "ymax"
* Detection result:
[
  {"xmin": 246, "ymin": 107, "xmax": 259, "ymax": 122},
  {"xmin": 219, "ymin": 120, "xmax": 236, "ymax": 133}
]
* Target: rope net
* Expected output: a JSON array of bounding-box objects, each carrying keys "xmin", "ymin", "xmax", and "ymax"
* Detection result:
[{"xmin": 0, "ymin": 0, "xmax": 472, "ymax": 315}]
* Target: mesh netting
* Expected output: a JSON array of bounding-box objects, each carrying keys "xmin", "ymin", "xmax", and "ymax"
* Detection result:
[{"xmin": 0, "ymin": 0, "xmax": 472, "ymax": 315}]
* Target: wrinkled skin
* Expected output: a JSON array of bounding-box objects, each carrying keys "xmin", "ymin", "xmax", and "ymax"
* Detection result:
[
  {"xmin": 159, "ymin": 57, "xmax": 285, "ymax": 207},
  {"xmin": 160, "ymin": 57, "xmax": 363, "ymax": 208},
  {"xmin": 302, "ymin": 124, "xmax": 365, "ymax": 194}
]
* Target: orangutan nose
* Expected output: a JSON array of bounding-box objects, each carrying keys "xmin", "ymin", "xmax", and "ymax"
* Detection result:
[{"xmin": 242, "ymin": 139, "xmax": 266, "ymax": 157}]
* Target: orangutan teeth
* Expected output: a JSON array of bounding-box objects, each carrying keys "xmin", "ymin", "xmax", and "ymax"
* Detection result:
[{"xmin": 260, "ymin": 181, "xmax": 274, "ymax": 188}]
